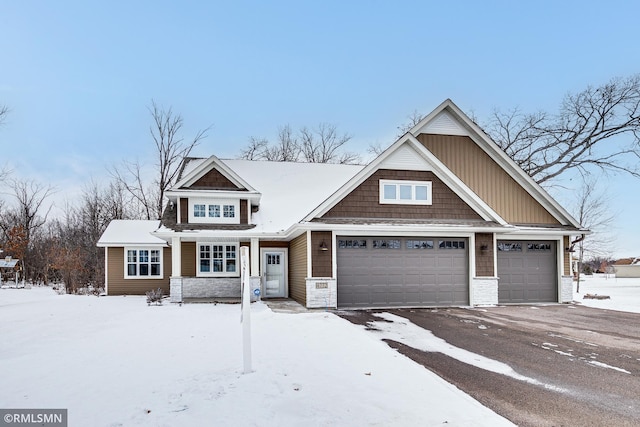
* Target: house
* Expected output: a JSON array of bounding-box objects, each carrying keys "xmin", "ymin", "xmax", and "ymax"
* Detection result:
[
  {"xmin": 97, "ymin": 99, "xmax": 585, "ymax": 308},
  {"xmin": 613, "ymin": 258, "xmax": 640, "ymax": 278}
]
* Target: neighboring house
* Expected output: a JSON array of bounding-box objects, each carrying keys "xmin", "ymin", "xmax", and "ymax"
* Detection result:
[
  {"xmin": 97, "ymin": 99, "xmax": 585, "ymax": 308},
  {"xmin": 613, "ymin": 258, "xmax": 640, "ymax": 278}
]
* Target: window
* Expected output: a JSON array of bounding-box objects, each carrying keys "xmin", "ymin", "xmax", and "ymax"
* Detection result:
[
  {"xmin": 338, "ymin": 239, "xmax": 367, "ymax": 249},
  {"xmin": 498, "ymin": 242, "xmax": 522, "ymax": 252},
  {"xmin": 407, "ymin": 240, "xmax": 434, "ymax": 249},
  {"xmin": 189, "ymin": 199, "xmax": 240, "ymax": 224},
  {"xmin": 438, "ymin": 240, "xmax": 466, "ymax": 250},
  {"xmin": 380, "ymin": 180, "xmax": 432, "ymax": 205},
  {"xmin": 194, "ymin": 204, "xmax": 206, "ymax": 217},
  {"xmin": 208, "ymin": 205, "xmax": 220, "ymax": 218},
  {"xmin": 373, "ymin": 239, "xmax": 400, "ymax": 249},
  {"xmin": 197, "ymin": 243, "xmax": 239, "ymax": 276},
  {"xmin": 125, "ymin": 248, "xmax": 162, "ymax": 278},
  {"xmin": 223, "ymin": 205, "xmax": 235, "ymax": 218}
]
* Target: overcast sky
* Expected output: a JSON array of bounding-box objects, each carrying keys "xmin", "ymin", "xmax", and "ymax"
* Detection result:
[{"xmin": 1, "ymin": 1, "xmax": 639, "ymax": 257}]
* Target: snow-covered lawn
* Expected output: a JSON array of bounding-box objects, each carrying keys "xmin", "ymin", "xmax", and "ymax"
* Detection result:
[
  {"xmin": 573, "ymin": 274, "xmax": 640, "ymax": 313},
  {"xmin": 0, "ymin": 288, "xmax": 513, "ymax": 427}
]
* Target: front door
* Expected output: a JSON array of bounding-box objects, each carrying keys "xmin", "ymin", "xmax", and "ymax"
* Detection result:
[{"xmin": 263, "ymin": 250, "xmax": 287, "ymax": 298}]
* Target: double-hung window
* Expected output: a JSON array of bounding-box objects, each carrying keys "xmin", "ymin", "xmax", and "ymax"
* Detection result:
[
  {"xmin": 379, "ymin": 180, "xmax": 432, "ymax": 205},
  {"xmin": 125, "ymin": 248, "xmax": 163, "ymax": 278},
  {"xmin": 197, "ymin": 243, "xmax": 238, "ymax": 276}
]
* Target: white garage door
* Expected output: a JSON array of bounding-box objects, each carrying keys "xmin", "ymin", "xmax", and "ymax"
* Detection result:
[
  {"xmin": 337, "ymin": 237, "xmax": 468, "ymax": 308},
  {"xmin": 497, "ymin": 240, "xmax": 557, "ymax": 303}
]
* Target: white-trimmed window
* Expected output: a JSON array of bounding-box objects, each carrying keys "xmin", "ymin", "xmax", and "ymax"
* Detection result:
[
  {"xmin": 189, "ymin": 198, "xmax": 240, "ymax": 224},
  {"xmin": 197, "ymin": 243, "xmax": 239, "ymax": 276},
  {"xmin": 125, "ymin": 248, "xmax": 163, "ymax": 279},
  {"xmin": 379, "ymin": 180, "xmax": 432, "ymax": 205}
]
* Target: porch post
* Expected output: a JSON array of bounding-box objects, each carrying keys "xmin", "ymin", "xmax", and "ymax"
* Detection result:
[
  {"xmin": 250, "ymin": 238, "xmax": 259, "ymax": 277},
  {"xmin": 171, "ymin": 236, "xmax": 181, "ymax": 277}
]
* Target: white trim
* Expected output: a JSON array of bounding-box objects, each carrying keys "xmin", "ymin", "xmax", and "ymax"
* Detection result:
[
  {"xmin": 331, "ymin": 230, "xmax": 337, "ymax": 279},
  {"xmin": 104, "ymin": 246, "xmax": 108, "ymax": 295},
  {"xmin": 195, "ymin": 242, "xmax": 240, "ymax": 277},
  {"xmin": 189, "ymin": 198, "xmax": 240, "ymax": 224},
  {"xmin": 173, "ymin": 155, "xmax": 257, "ymax": 192},
  {"xmin": 306, "ymin": 230, "xmax": 312, "ymax": 278},
  {"xmin": 171, "ymin": 237, "xmax": 181, "ymax": 277},
  {"xmin": 123, "ymin": 247, "xmax": 164, "ymax": 280}
]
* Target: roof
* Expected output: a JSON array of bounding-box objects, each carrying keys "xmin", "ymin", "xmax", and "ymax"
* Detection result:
[
  {"xmin": 0, "ymin": 259, "xmax": 19, "ymax": 268},
  {"xmin": 97, "ymin": 220, "xmax": 167, "ymax": 247}
]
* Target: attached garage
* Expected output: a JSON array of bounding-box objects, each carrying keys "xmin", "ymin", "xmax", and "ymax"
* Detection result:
[
  {"xmin": 497, "ymin": 240, "xmax": 557, "ymax": 303},
  {"xmin": 337, "ymin": 237, "xmax": 469, "ymax": 308}
]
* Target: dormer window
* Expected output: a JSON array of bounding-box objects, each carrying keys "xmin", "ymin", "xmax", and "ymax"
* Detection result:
[{"xmin": 189, "ymin": 198, "xmax": 239, "ymax": 224}]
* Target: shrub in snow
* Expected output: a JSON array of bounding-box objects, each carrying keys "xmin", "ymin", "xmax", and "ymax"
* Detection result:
[{"xmin": 146, "ymin": 288, "xmax": 164, "ymax": 306}]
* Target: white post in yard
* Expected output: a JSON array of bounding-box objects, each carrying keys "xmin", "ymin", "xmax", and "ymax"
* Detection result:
[{"xmin": 240, "ymin": 246, "xmax": 252, "ymax": 374}]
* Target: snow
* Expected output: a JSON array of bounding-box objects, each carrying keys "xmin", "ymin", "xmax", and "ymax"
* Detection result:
[
  {"xmin": 221, "ymin": 159, "xmax": 364, "ymax": 232},
  {"xmin": 573, "ymin": 274, "xmax": 640, "ymax": 313},
  {"xmin": 97, "ymin": 220, "xmax": 166, "ymax": 247},
  {"xmin": 0, "ymin": 288, "xmax": 512, "ymax": 427},
  {"xmin": 2, "ymin": 275, "xmax": 637, "ymax": 426}
]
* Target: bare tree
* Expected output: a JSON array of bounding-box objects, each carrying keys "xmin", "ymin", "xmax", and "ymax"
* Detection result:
[
  {"xmin": 239, "ymin": 123, "xmax": 359, "ymax": 164},
  {"xmin": 487, "ymin": 74, "xmax": 640, "ymax": 185},
  {"xmin": 0, "ymin": 104, "xmax": 8, "ymax": 126},
  {"xmin": 396, "ymin": 109, "xmax": 425, "ymax": 136},
  {"xmin": 569, "ymin": 178, "xmax": 615, "ymax": 293},
  {"xmin": 300, "ymin": 123, "xmax": 359, "ymax": 164},
  {"xmin": 112, "ymin": 100, "xmax": 210, "ymax": 219}
]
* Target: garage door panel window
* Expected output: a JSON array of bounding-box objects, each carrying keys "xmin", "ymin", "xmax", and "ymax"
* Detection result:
[
  {"xmin": 338, "ymin": 239, "xmax": 367, "ymax": 249},
  {"xmin": 373, "ymin": 239, "xmax": 400, "ymax": 249},
  {"xmin": 527, "ymin": 243, "xmax": 552, "ymax": 251},
  {"xmin": 498, "ymin": 242, "xmax": 522, "ymax": 252},
  {"xmin": 407, "ymin": 240, "xmax": 434, "ymax": 249},
  {"xmin": 438, "ymin": 240, "xmax": 466, "ymax": 249}
]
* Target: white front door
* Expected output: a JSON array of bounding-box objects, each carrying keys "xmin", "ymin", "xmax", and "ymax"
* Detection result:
[{"xmin": 263, "ymin": 249, "xmax": 287, "ymax": 298}]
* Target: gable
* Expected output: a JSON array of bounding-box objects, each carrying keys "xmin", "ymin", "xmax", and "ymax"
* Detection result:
[
  {"xmin": 416, "ymin": 133, "xmax": 560, "ymax": 225},
  {"xmin": 185, "ymin": 168, "xmax": 245, "ymax": 190},
  {"xmin": 321, "ymin": 169, "xmax": 483, "ymax": 221}
]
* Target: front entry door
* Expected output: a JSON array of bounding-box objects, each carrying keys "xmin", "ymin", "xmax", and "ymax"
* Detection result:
[{"xmin": 263, "ymin": 250, "xmax": 287, "ymax": 298}]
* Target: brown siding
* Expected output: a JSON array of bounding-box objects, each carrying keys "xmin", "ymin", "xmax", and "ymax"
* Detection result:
[
  {"xmin": 311, "ymin": 231, "xmax": 333, "ymax": 277},
  {"xmin": 106, "ymin": 247, "xmax": 171, "ymax": 295},
  {"xmin": 417, "ymin": 134, "xmax": 560, "ymax": 225},
  {"xmin": 475, "ymin": 233, "xmax": 494, "ymax": 276},
  {"xmin": 188, "ymin": 168, "xmax": 241, "ymax": 190},
  {"xmin": 322, "ymin": 169, "xmax": 482, "ymax": 220},
  {"xmin": 181, "ymin": 242, "xmax": 196, "ymax": 277},
  {"xmin": 179, "ymin": 198, "xmax": 188, "ymax": 224},
  {"xmin": 259, "ymin": 241, "xmax": 289, "ymax": 248},
  {"xmin": 288, "ymin": 233, "xmax": 308, "ymax": 305},
  {"xmin": 563, "ymin": 236, "xmax": 571, "ymax": 276},
  {"xmin": 240, "ymin": 199, "xmax": 248, "ymax": 224}
]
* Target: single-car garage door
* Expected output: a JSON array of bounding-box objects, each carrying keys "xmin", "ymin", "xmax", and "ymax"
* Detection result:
[
  {"xmin": 497, "ymin": 240, "xmax": 557, "ymax": 303},
  {"xmin": 337, "ymin": 237, "xmax": 468, "ymax": 308}
]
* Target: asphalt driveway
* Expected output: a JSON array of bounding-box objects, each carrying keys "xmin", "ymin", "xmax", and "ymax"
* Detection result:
[{"xmin": 338, "ymin": 304, "xmax": 640, "ymax": 427}]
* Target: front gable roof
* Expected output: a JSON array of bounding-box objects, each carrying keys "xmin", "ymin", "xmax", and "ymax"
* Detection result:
[
  {"xmin": 173, "ymin": 155, "xmax": 257, "ymax": 192},
  {"xmin": 303, "ymin": 133, "xmax": 507, "ymax": 224},
  {"xmin": 409, "ymin": 99, "xmax": 582, "ymax": 228}
]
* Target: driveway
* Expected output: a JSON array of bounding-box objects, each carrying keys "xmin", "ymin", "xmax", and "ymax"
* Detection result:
[{"xmin": 338, "ymin": 305, "xmax": 640, "ymax": 427}]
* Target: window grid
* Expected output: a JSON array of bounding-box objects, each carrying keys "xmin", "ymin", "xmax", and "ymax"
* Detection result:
[{"xmin": 126, "ymin": 249, "xmax": 162, "ymax": 278}]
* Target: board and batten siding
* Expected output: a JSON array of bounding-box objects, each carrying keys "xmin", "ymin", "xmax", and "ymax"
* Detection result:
[
  {"xmin": 181, "ymin": 242, "xmax": 196, "ymax": 277},
  {"xmin": 475, "ymin": 233, "xmax": 494, "ymax": 277},
  {"xmin": 288, "ymin": 233, "xmax": 308, "ymax": 305},
  {"xmin": 417, "ymin": 134, "xmax": 560, "ymax": 225},
  {"xmin": 311, "ymin": 231, "xmax": 333, "ymax": 277},
  {"xmin": 106, "ymin": 247, "xmax": 171, "ymax": 295}
]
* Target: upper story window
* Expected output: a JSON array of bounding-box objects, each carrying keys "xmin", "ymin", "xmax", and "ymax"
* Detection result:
[
  {"xmin": 379, "ymin": 179, "xmax": 432, "ymax": 205},
  {"xmin": 189, "ymin": 198, "xmax": 239, "ymax": 224},
  {"xmin": 125, "ymin": 248, "xmax": 163, "ymax": 279}
]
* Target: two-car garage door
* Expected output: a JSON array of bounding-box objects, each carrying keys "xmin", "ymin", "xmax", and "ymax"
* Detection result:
[{"xmin": 337, "ymin": 237, "xmax": 468, "ymax": 308}]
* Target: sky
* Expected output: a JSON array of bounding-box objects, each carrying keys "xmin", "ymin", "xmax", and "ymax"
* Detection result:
[{"xmin": 1, "ymin": 0, "xmax": 639, "ymax": 257}]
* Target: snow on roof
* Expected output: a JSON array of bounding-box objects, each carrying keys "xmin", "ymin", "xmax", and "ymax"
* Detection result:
[
  {"xmin": 179, "ymin": 157, "xmax": 207, "ymax": 181},
  {"xmin": 97, "ymin": 220, "xmax": 167, "ymax": 247},
  {"xmin": 220, "ymin": 159, "xmax": 365, "ymax": 232}
]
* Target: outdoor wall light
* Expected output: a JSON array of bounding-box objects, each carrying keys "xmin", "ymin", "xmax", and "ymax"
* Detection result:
[
  {"xmin": 319, "ymin": 241, "xmax": 329, "ymax": 251},
  {"xmin": 480, "ymin": 244, "xmax": 489, "ymax": 252}
]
